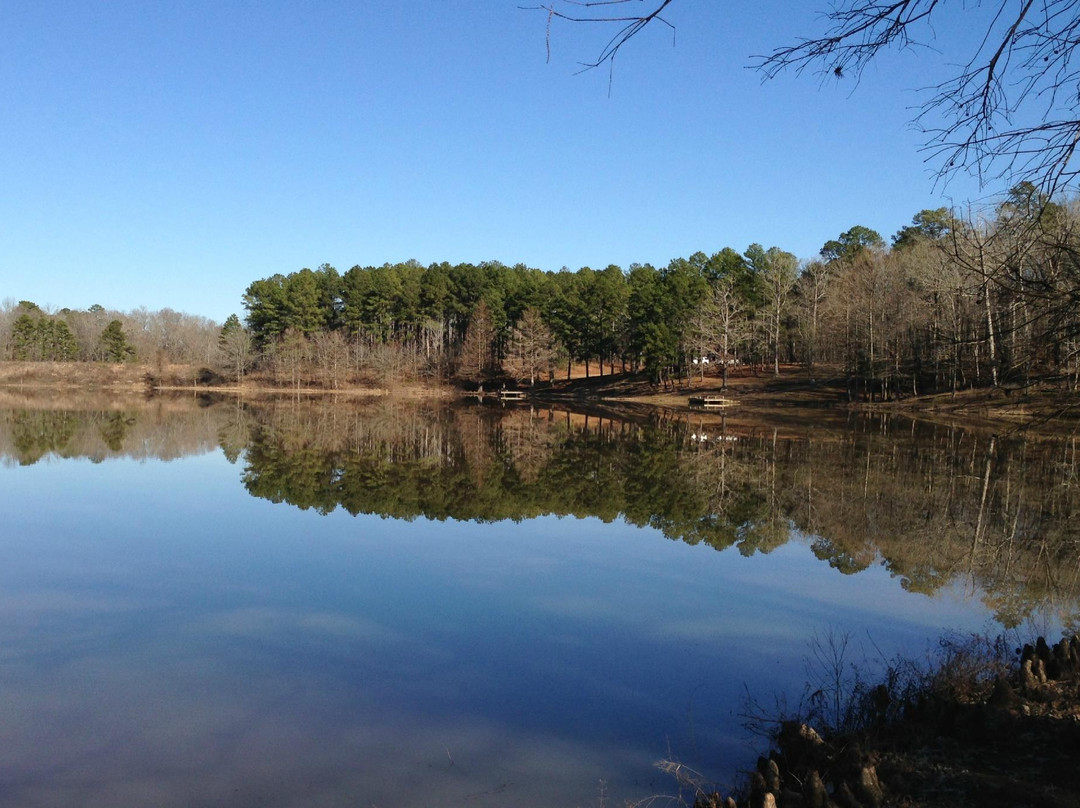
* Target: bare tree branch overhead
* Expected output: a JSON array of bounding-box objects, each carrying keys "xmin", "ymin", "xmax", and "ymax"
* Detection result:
[
  {"xmin": 525, "ymin": 0, "xmax": 676, "ymax": 69},
  {"xmin": 533, "ymin": 0, "xmax": 1080, "ymax": 194}
]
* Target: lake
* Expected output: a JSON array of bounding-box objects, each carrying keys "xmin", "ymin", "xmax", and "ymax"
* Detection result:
[{"xmin": 0, "ymin": 394, "xmax": 1076, "ymax": 807}]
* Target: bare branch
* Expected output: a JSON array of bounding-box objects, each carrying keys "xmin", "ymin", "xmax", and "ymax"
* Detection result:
[
  {"xmin": 754, "ymin": 0, "xmax": 1080, "ymax": 193},
  {"xmin": 533, "ymin": 0, "xmax": 1080, "ymax": 192},
  {"xmin": 524, "ymin": 0, "xmax": 676, "ymax": 69}
]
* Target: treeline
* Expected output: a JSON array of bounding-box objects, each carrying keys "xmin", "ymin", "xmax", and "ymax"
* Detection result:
[
  {"xmin": 9, "ymin": 184, "xmax": 1079, "ymax": 399},
  {"xmin": 239, "ymin": 183, "xmax": 1080, "ymax": 396},
  {"xmin": 0, "ymin": 300, "xmax": 221, "ymax": 367},
  {"xmin": 238, "ymin": 253, "xmax": 770, "ymax": 388}
]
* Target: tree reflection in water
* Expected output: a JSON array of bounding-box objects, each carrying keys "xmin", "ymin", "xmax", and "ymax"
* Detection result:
[{"xmin": 1, "ymin": 393, "xmax": 1077, "ymax": 629}]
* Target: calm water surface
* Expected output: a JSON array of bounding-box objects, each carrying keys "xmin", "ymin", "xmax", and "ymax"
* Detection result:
[{"xmin": 0, "ymin": 396, "xmax": 1076, "ymax": 807}]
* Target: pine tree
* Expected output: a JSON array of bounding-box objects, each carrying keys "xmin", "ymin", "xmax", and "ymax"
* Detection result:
[{"xmin": 100, "ymin": 320, "xmax": 135, "ymax": 362}]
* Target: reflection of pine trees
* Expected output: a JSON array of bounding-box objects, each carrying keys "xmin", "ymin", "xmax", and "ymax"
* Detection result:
[
  {"xmin": 8, "ymin": 410, "xmax": 80, "ymax": 464},
  {"xmin": 99, "ymin": 412, "xmax": 135, "ymax": 451},
  {"xmin": 3, "ymin": 394, "xmax": 1075, "ymax": 624},
  {"xmin": 236, "ymin": 403, "xmax": 1080, "ymax": 624}
]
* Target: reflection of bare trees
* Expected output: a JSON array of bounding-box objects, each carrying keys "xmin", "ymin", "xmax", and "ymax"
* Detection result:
[
  {"xmin": 486, "ymin": 407, "xmax": 561, "ymax": 484},
  {"xmin": 3, "ymin": 393, "xmax": 1077, "ymax": 624},
  {"xmin": 776, "ymin": 417, "xmax": 1080, "ymax": 626},
  {"xmin": 0, "ymin": 394, "xmax": 235, "ymax": 465},
  {"xmin": 685, "ymin": 421, "xmax": 757, "ymax": 519}
]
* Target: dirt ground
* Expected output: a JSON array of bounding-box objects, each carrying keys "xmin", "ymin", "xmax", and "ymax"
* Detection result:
[
  {"xmin": 2, "ymin": 360, "xmax": 1076, "ymax": 430},
  {"xmin": 533, "ymin": 363, "xmax": 1080, "ymax": 431}
]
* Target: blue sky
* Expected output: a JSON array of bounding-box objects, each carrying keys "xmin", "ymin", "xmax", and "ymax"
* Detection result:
[{"xmin": 1, "ymin": 1, "xmax": 991, "ymax": 323}]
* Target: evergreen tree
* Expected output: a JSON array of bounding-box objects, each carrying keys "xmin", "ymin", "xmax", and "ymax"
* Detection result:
[
  {"xmin": 44, "ymin": 319, "xmax": 79, "ymax": 360},
  {"xmin": 9, "ymin": 313, "xmax": 79, "ymax": 361},
  {"xmin": 10, "ymin": 314, "xmax": 38, "ymax": 360},
  {"xmin": 100, "ymin": 320, "xmax": 135, "ymax": 362}
]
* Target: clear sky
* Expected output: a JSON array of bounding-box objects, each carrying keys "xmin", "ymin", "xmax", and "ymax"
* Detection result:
[{"xmin": 1, "ymin": 1, "xmax": 992, "ymax": 324}]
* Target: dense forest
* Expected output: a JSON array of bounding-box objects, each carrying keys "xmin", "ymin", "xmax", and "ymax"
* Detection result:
[
  {"xmin": 6, "ymin": 185, "xmax": 1080, "ymax": 399},
  {"xmin": 237, "ymin": 185, "xmax": 1080, "ymax": 397}
]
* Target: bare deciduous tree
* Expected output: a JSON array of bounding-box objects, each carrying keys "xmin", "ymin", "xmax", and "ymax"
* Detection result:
[
  {"xmin": 457, "ymin": 300, "xmax": 498, "ymax": 384},
  {"xmin": 507, "ymin": 306, "xmax": 556, "ymax": 386},
  {"xmin": 795, "ymin": 260, "xmax": 833, "ymax": 380},
  {"xmin": 687, "ymin": 277, "xmax": 750, "ymax": 389},
  {"xmin": 747, "ymin": 244, "xmax": 799, "ymax": 376},
  {"xmin": 757, "ymin": 0, "xmax": 1080, "ymax": 192},
  {"xmin": 530, "ymin": 0, "xmax": 676, "ymax": 71},
  {"xmin": 536, "ymin": 0, "xmax": 1080, "ymax": 192},
  {"xmin": 219, "ymin": 316, "xmax": 253, "ymax": 385},
  {"xmin": 312, "ymin": 330, "xmax": 350, "ymax": 389},
  {"xmin": 274, "ymin": 328, "xmax": 310, "ymax": 392}
]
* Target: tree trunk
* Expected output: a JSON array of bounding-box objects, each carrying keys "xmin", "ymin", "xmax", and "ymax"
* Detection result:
[{"xmin": 983, "ymin": 281, "xmax": 998, "ymax": 387}]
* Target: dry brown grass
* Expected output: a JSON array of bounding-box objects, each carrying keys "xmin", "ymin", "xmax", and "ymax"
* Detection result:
[
  {"xmin": 0, "ymin": 361, "xmax": 455, "ymax": 400},
  {"xmin": 0, "ymin": 360, "xmax": 152, "ymax": 390}
]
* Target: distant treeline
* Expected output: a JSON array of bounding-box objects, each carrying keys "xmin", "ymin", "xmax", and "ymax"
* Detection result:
[
  {"xmin": 239, "ymin": 185, "xmax": 1080, "ymax": 396},
  {"xmin": 0, "ymin": 301, "xmax": 220, "ymax": 367}
]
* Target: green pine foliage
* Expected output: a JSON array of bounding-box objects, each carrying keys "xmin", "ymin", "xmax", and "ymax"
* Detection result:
[
  {"xmin": 238, "ymin": 189, "xmax": 1080, "ymax": 395},
  {"xmin": 241, "ymin": 255, "xmax": 763, "ymax": 385},
  {"xmin": 10, "ymin": 312, "xmax": 80, "ymax": 361},
  {"xmin": 99, "ymin": 320, "xmax": 135, "ymax": 363}
]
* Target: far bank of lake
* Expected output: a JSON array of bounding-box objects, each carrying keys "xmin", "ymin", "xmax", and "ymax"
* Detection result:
[{"xmin": 2, "ymin": 359, "xmax": 1077, "ymax": 429}]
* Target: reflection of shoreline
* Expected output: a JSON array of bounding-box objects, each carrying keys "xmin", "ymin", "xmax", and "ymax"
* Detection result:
[
  {"xmin": 1, "ymin": 395, "xmax": 1077, "ymax": 626},
  {"xmin": 0, "ymin": 389, "xmax": 184, "ymax": 413},
  {"xmin": 0, "ymin": 393, "xmax": 241, "ymax": 465}
]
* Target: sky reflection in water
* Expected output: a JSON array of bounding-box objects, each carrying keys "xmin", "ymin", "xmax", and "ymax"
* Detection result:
[{"xmin": 0, "ymin": 407, "xmax": 1050, "ymax": 807}]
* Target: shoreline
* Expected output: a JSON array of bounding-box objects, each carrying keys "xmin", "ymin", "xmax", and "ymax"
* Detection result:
[
  {"xmin": 693, "ymin": 633, "xmax": 1080, "ymax": 808},
  {"xmin": 0, "ymin": 360, "xmax": 1076, "ymax": 427}
]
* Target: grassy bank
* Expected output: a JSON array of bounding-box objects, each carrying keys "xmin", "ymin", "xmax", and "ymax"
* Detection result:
[
  {"xmin": 0, "ymin": 361, "xmax": 454, "ymax": 400},
  {"xmin": 679, "ymin": 633, "xmax": 1080, "ymax": 808},
  {"xmin": 2, "ymin": 360, "xmax": 1077, "ymax": 427},
  {"xmin": 0, "ymin": 360, "xmax": 158, "ymax": 391}
]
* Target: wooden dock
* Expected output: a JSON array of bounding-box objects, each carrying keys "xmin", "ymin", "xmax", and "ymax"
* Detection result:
[
  {"xmin": 688, "ymin": 395, "xmax": 738, "ymax": 408},
  {"xmin": 464, "ymin": 388, "xmax": 530, "ymax": 401}
]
